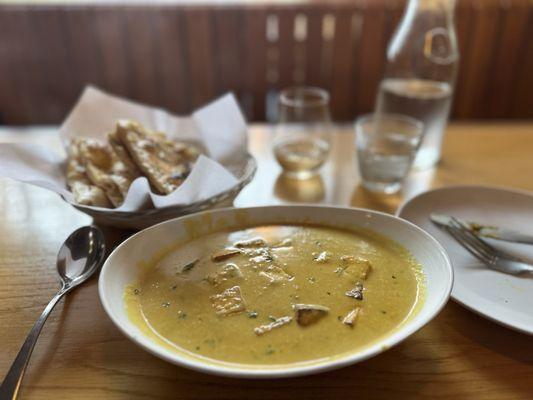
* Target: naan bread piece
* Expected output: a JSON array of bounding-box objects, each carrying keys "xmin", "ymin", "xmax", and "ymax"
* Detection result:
[
  {"xmin": 77, "ymin": 138, "xmax": 139, "ymax": 207},
  {"xmin": 108, "ymin": 128, "xmax": 141, "ymax": 175},
  {"xmin": 115, "ymin": 120, "xmax": 198, "ymax": 195},
  {"xmin": 66, "ymin": 141, "xmax": 111, "ymax": 208}
]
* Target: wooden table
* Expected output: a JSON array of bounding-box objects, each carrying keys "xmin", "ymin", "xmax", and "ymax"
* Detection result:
[{"xmin": 0, "ymin": 122, "xmax": 532, "ymax": 399}]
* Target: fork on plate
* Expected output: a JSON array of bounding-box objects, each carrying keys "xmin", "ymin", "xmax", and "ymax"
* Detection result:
[{"xmin": 438, "ymin": 217, "xmax": 533, "ymax": 275}]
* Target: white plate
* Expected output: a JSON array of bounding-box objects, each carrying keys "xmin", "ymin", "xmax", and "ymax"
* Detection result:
[
  {"xmin": 99, "ymin": 205, "xmax": 452, "ymax": 378},
  {"xmin": 398, "ymin": 185, "xmax": 533, "ymax": 335}
]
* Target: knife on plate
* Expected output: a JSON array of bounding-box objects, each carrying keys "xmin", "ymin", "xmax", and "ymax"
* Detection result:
[{"xmin": 430, "ymin": 213, "xmax": 533, "ymax": 245}]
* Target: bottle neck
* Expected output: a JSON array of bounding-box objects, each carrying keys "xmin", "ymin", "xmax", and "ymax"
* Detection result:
[{"xmin": 406, "ymin": 0, "xmax": 456, "ymax": 22}]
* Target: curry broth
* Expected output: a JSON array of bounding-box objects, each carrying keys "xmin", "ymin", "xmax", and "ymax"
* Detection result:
[{"xmin": 125, "ymin": 224, "xmax": 424, "ymax": 366}]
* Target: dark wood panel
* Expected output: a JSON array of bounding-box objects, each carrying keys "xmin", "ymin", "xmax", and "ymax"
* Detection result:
[
  {"xmin": 486, "ymin": 0, "xmax": 531, "ymax": 118},
  {"xmin": 150, "ymin": 8, "xmax": 191, "ymax": 115},
  {"xmin": 213, "ymin": 8, "xmax": 245, "ymax": 97},
  {"xmin": 452, "ymin": 0, "xmax": 473, "ymax": 117},
  {"xmin": 243, "ymin": 8, "xmax": 267, "ymax": 120},
  {"xmin": 330, "ymin": 10, "xmax": 357, "ymax": 120},
  {"xmin": 305, "ymin": 8, "xmax": 326, "ymax": 88},
  {"xmin": 457, "ymin": 0, "xmax": 502, "ymax": 118},
  {"xmin": 510, "ymin": 3, "xmax": 533, "ymax": 118},
  {"xmin": 63, "ymin": 8, "xmax": 106, "ymax": 101},
  {"xmin": 355, "ymin": 1, "xmax": 388, "ymax": 114},
  {"xmin": 277, "ymin": 8, "xmax": 299, "ymax": 90},
  {"xmin": 0, "ymin": 0, "xmax": 531, "ymax": 125},
  {"xmin": 0, "ymin": 7, "xmax": 37, "ymax": 124},
  {"xmin": 184, "ymin": 8, "xmax": 216, "ymax": 109},
  {"xmin": 91, "ymin": 8, "xmax": 134, "ymax": 100},
  {"xmin": 122, "ymin": 9, "xmax": 161, "ymax": 108}
]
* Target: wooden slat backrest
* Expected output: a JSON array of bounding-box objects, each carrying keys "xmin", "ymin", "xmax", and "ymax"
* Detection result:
[{"xmin": 0, "ymin": 0, "xmax": 531, "ymax": 124}]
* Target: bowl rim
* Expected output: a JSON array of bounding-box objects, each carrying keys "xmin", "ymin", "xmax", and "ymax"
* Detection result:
[{"xmin": 98, "ymin": 204, "xmax": 453, "ymax": 378}]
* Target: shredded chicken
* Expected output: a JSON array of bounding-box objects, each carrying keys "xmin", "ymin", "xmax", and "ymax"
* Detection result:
[
  {"xmin": 205, "ymin": 263, "xmax": 243, "ymax": 285},
  {"xmin": 234, "ymin": 237, "xmax": 267, "ymax": 248},
  {"xmin": 210, "ymin": 286, "xmax": 246, "ymax": 316},
  {"xmin": 293, "ymin": 304, "xmax": 330, "ymax": 326},
  {"xmin": 313, "ymin": 251, "xmax": 331, "ymax": 263},
  {"xmin": 342, "ymin": 307, "xmax": 361, "ymax": 327},
  {"xmin": 340, "ymin": 256, "xmax": 372, "ymax": 280},
  {"xmin": 345, "ymin": 282, "xmax": 364, "ymax": 300},
  {"xmin": 211, "ymin": 247, "xmax": 241, "ymax": 262},
  {"xmin": 254, "ymin": 316, "xmax": 292, "ymax": 336},
  {"xmin": 259, "ymin": 266, "xmax": 292, "ymax": 284}
]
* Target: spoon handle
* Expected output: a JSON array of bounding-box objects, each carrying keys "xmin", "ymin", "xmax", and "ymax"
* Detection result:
[{"xmin": 0, "ymin": 288, "xmax": 67, "ymax": 400}]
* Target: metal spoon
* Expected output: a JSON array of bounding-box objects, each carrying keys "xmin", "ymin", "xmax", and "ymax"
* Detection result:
[{"xmin": 0, "ymin": 226, "xmax": 106, "ymax": 400}]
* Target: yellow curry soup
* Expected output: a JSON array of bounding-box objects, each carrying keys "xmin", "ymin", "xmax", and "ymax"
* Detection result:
[{"xmin": 125, "ymin": 224, "xmax": 425, "ymax": 366}]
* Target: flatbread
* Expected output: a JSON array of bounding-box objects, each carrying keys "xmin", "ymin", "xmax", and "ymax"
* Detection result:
[
  {"xmin": 65, "ymin": 120, "xmax": 201, "ymax": 207},
  {"xmin": 116, "ymin": 120, "xmax": 198, "ymax": 195},
  {"xmin": 66, "ymin": 142, "xmax": 111, "ymax": 208},
  {"xmin": 76, "ymin": 138, "xmax": 139, "ymax": 207}
]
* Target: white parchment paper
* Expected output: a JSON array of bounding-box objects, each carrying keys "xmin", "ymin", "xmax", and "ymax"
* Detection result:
[{"xmin": 0, "ymin": 86, "xmax": 248, "ymax": 212}]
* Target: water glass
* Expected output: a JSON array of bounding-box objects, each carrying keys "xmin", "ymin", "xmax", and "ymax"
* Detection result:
[
  {"xmin": 355, "ymin": 113, "xmax": 424, "ymax": 194},
  {"xmin": 273, "ymin": 87, "xmax": 332, "ymax": 179}
]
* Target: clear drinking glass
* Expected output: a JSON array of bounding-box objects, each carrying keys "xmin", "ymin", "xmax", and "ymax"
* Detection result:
[
  {"xmin": 355, "ymin": 113, "xmax": 424, "ymax": 194},
  {"xmin": 273, "ymin": 87, "xmax": 332, "ymax": 179}
]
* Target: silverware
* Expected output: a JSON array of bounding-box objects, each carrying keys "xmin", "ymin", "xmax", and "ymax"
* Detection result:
[
  {"xmin": 0, "ymin": 226, "xmax": 106, "ymax": 400},
  {"xmin": 437, "ymin": 217, "xmax": 533, "ymax": 275},
  {"xmin": 430, "ymin": 213, "xmax": 533, "ymax": 245}
]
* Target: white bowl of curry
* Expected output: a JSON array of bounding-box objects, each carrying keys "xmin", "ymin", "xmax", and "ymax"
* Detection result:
[{"xmin": 99, "ymin": 205, "xmax": 452, "ymax": 378}]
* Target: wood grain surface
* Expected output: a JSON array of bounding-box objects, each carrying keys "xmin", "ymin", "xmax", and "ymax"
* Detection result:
[
  {"xmin": 0, "ymin": 123, "xmax": 532, "ymax": 399},
  {"xmin": 1, "ymin": 0, "xmax": 532, "ymax": 124}
]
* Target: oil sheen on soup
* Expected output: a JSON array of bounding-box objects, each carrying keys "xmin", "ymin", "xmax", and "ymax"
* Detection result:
[{"xmin": 125, "ymin": 225, "xmax": 425, "ymax": 366}]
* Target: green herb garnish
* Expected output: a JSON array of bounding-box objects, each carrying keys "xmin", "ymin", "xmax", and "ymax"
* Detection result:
[{"xmin": 182, "ymin": 259, "xmax": 199, "ymax": 273}]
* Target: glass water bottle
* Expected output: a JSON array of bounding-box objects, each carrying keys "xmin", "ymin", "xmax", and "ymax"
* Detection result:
[{"xmin": 375, "ymin": 0, "xmax": 459, "ymax": 170}]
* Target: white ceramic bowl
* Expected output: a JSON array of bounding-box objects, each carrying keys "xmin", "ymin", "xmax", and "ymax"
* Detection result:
[{"xmin": 99, "ymin": 205, "xmax": 453, "ymax": 378}]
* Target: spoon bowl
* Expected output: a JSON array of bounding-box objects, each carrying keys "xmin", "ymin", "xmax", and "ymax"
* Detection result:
[{"xmin": 57, "ymin": 226, "xmax": 106, "ymax": 286}]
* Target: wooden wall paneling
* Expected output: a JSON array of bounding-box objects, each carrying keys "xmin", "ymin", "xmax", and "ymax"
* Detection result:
[
  {"xmin": 317, "ymin": 8, "xmax": 336, "ymax": 97},
  {"xmin": 0, "ymin": 1, "xmax": 532, "ymax": 125},
  {"xmin": 457, "ymin": 0, "xmax": 501, "ymax": 118},
  {"xmin": 27, "ymin": 7, "xmax": 76, "ymax": 123},
  {"xmin": 290, "ymin": 9, "xmax": 307, "ymax": 87},
  {"xmin": 0, "ymin": 7, "xmax": 36, "ymax": 124},
  {"xmin": 510, "ymin": 3, "xmax": 533, "ymax": 118},
  {"xmin": 243, "ymin": 8, "xmax": 267, "ymax": 120},
  {"xmin": 184, "ymin": 7, "xmax": 215, "ymax": 109},
  {"xmin": 277, "ymin": 7, "xmax": 298, "ymax": 90},
  {"xmin": 486, "ymin": 0, "xmax": 531, "ymax": 118},
  {"xmin": 384, "ymin": 0, "xmax": 405, "ymax": 44},
  {"xmin": 213, "ymin": 7, "xmax": 245, "ymax": 104},
  {"xmin": 304, "ymin": 7, "xmax": 326, "ymax": 89},
  {"xmin": 63, "ymin": 6, "xmax": 106, "ymax": 110},
  {"xmin": 330, "ymin": 7, "xmax": 357, "ymax": 120},
  {"xmin": 356, "ymin": 0, "xmax": 387, "ymax": 114},
  {"xmin": 91, "ymin": 7, "xmax": 134, "ymax": 100},
  {"xmin": 151, "ymin": 7, "xmax": 191, "ymax": 115},
  {"xmin": 451, "ymin": 0, "xmax": 473, "ymax": 118},
  {"xmin": 346, "ymin": 7, "xmax": 365, "ymax": 119},
  {"xmin": 122, "ymin": 8, "xmax": 162, "ymax": 109}
]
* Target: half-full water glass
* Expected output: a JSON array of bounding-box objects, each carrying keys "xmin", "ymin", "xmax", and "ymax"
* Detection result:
[
  {"xmin": 356, "ymin": 114, "xmax": 424, "ymax": 194},
  {"xmin": 273, "ymin": 87, "xmax": 332, "ymax": 179}
]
